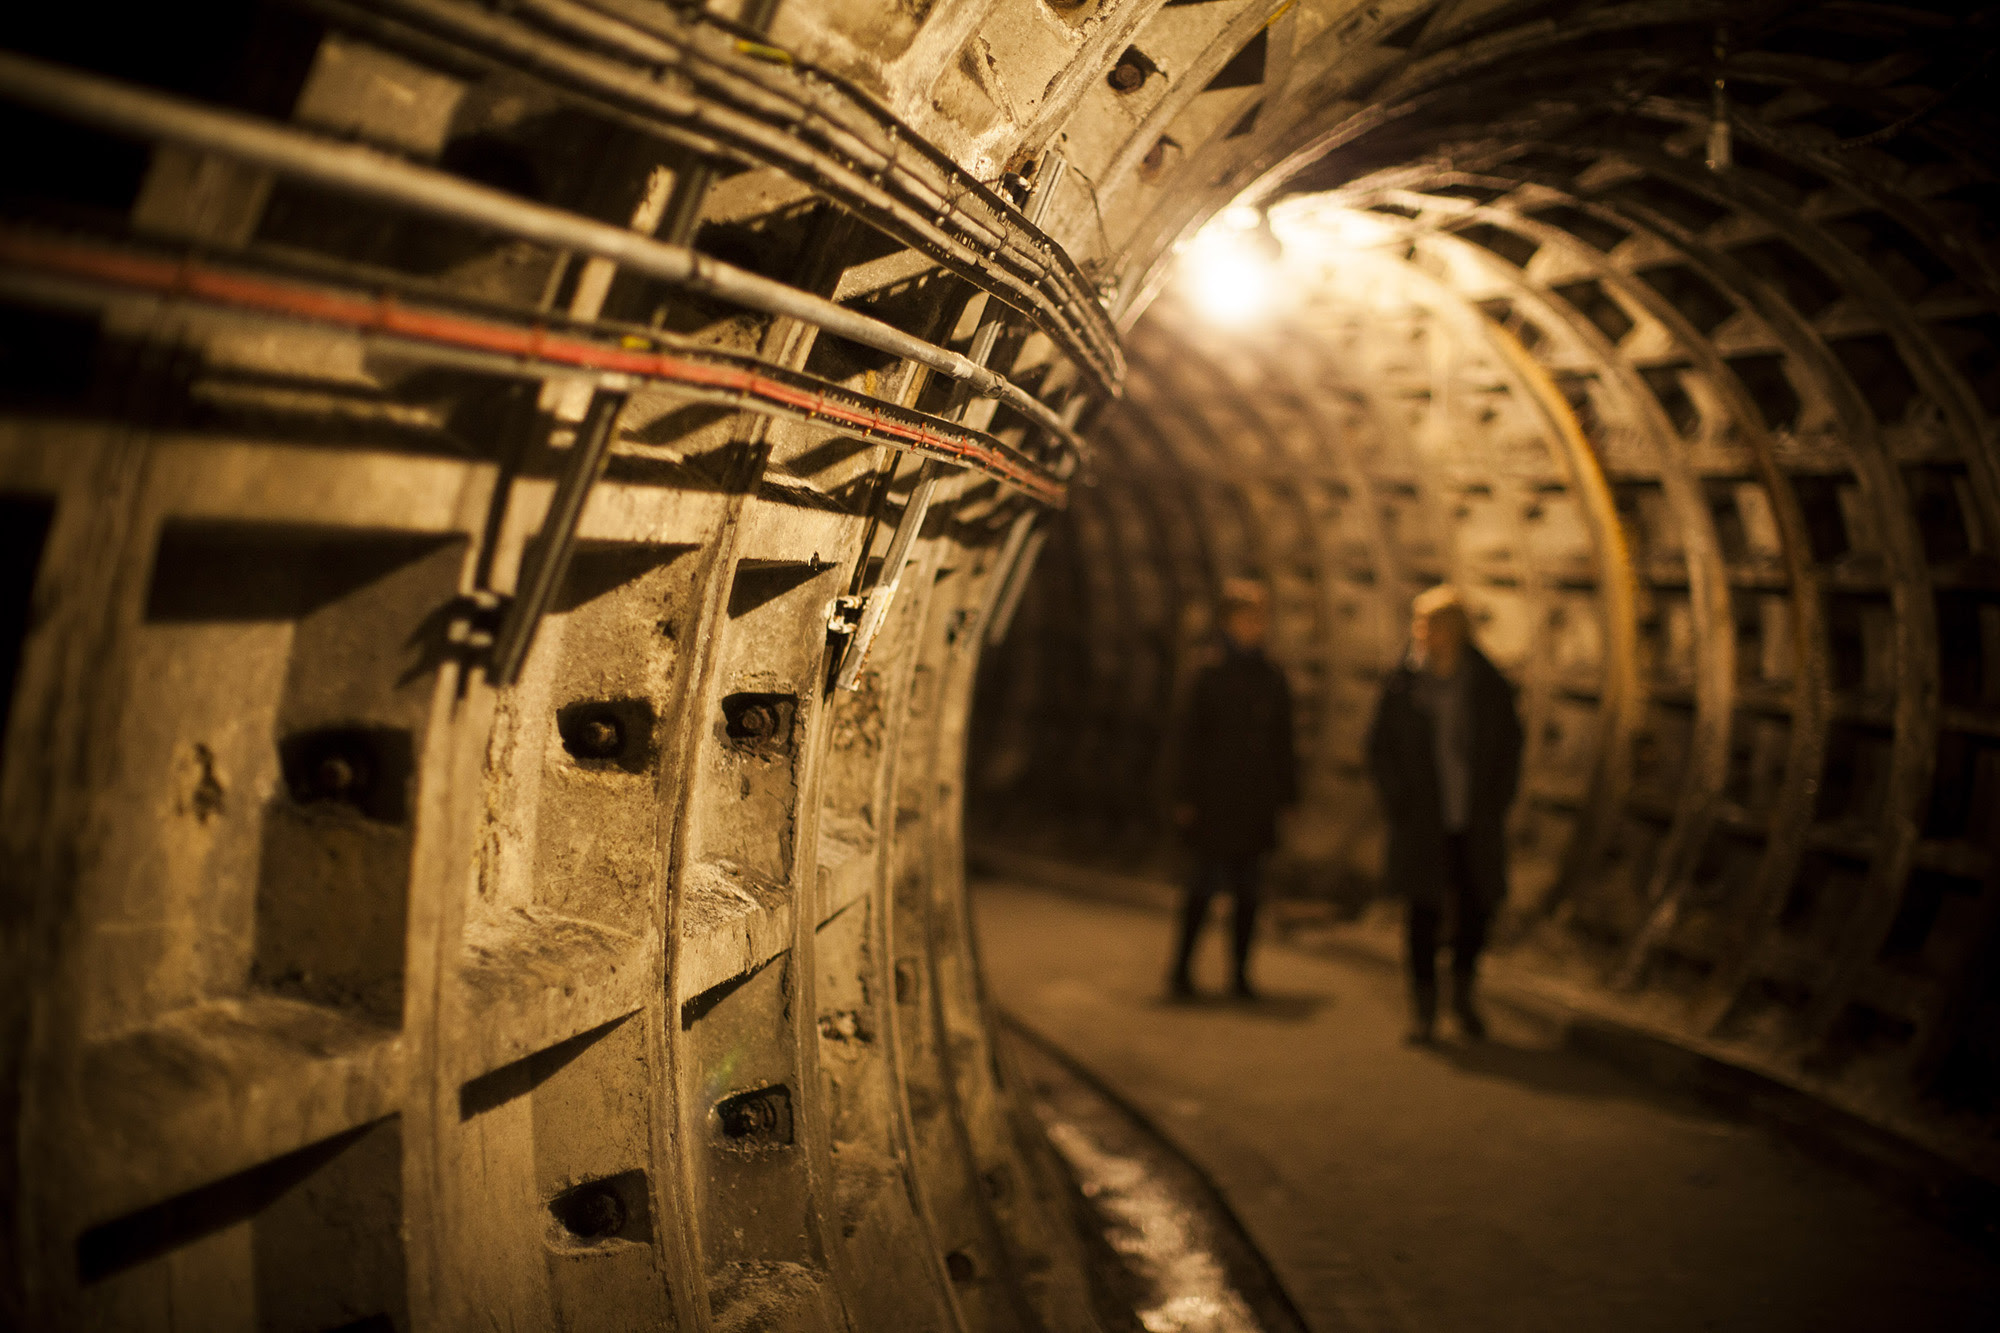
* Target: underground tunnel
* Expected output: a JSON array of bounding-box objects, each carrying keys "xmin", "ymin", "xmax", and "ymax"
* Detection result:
[{"xmin": 2, "ymin": 0, "xmax": 1998, "ymax": 1327}]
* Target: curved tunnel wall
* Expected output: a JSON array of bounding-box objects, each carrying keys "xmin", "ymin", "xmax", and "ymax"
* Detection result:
[
  {"xmin": 0, "ymin": 2, "xmax": 1106, "ymax": 1327},
  {"xmin": 975, "ymin": 0, "xmax": 2000, "ymax": 1141},
  {"xmin": 1, "ymin": 0, "xmax": 1997, "ymax": 1328}
]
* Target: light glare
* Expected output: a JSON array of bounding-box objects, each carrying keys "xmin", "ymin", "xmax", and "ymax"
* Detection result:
[{"xmin": 1186, "ymin": 243, "xmax": 1273, "ymax": 324}]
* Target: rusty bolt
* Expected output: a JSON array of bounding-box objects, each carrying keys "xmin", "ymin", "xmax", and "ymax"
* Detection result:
[
  {"xmin": 737, "ymin": 704, "xmax": 777, "ymax": 739},
  {"xmin": 714, "ymin": 1085, "xmax": 793, "ymax": 1149},
  {"xmin": 721, "ymin": 1096, "xmax": 778, "ymax": 1139},
  {"xmin": 562, "ymin": 1184, "xmax": 625, "ymax": 1239},
  {"xmin": 564, "ymin": 712, "xmax": 624, "ymax": 760},
  {"xmin": 314, "ymin": 753, "xmax": 359, "ymax": 799},
  {"xmin": 578, "ymin": 717, "xmax": 622, "ymax": 756},
  {"xmin": 282, "ymin": 728, "xmax": 397, "ymax": 816},
  {"xmin": 1107, "ymin": 59, "xmax": 1146, "ymax": 93}
]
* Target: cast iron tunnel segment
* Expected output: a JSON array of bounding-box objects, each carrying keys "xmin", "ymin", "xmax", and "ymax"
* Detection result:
[{"xmin": 6, "ymin": 0, "xmax": 2000, "ymax": 1328}]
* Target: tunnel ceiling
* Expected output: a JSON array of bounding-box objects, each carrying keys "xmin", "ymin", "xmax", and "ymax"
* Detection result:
[{"xmin": 2, "ymin": 0, "xmax": 1999, "ymax": 1328}]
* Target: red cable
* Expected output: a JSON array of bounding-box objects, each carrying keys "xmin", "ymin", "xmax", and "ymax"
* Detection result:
[{"xmin": 0, "ymin": 229, "xmax": 1064, "ymax": 505}]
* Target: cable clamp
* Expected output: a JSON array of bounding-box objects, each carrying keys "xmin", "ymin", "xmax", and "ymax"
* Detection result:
[{"xmin": 827, "ymin": 594, "xmax": 864, "ymax": 636}]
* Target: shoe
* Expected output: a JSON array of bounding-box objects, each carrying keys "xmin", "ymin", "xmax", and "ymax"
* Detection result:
[
  {"xmin": 1409, "ymin": 982, "xmax": 1438, "ymax": 1044},
  {"xmin": 1453, "ymin": 978, "xmax": 1487, "ymax": 1041}
]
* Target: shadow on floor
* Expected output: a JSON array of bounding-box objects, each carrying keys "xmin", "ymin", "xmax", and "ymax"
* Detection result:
[
  {"xmin": 1423, "ymin": 1034, "xmax": 1693, "ymax": 1105},
  {"xmin": 1151, "ymin": 989, "xmax": 1332, "ymax": 1023}
]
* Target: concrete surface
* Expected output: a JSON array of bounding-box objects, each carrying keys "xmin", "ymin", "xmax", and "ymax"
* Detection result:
[{"xmin": 974, "ymin": 880, "xmax": 2000, "ymax": 1333}]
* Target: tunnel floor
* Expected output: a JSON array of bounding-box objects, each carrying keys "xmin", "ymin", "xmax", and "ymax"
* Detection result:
[{"xmin": 973, "ymin": 881, "xmax": 2000, "ymax": 1333}]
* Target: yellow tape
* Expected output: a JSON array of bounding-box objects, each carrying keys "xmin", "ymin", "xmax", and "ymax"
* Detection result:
[{"xmin": 734, "ymin": 39, "xmax": 794, "ymax": 66}]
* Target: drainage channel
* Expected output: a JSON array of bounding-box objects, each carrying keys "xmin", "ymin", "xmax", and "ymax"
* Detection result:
[{"xmin": 1000, "ymin": 1017, "xmax": 1309, "ymax": 1333}]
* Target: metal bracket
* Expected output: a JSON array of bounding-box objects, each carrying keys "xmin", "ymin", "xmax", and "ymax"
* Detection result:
[
  {"xmin": 826, "ymin": 152, "xmax": 1071, "ymax": 692},
  {"xmin": 833, "ymin": 459, "xmax": 943, "ymax": 691},
  {"xmin": 827, "ymin": 594, "xmax": 864, "ymax": 636},
  {"xmin": 486, "ymin": 387, "xmax": 628, "ymax": 685}
]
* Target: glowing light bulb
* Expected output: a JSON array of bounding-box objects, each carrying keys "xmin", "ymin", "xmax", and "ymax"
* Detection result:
[
  {"xmin": 1186, "ymin": 243, "xmax": 1274, "ymax": 324},
  {"xmin": 1180, "ymin": 208, "xmax": 1285, "ymax": 325}
]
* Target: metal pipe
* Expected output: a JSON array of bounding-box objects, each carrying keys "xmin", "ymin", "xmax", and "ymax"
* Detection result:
[
  {"xmin": 1026, "ymin": 153, "xmax": 1069, "ymax": 230},
  {"xmin": 834, "ymin": 459, "xmax": 943, "ymax": 692},
  {"xmin": 984, "ymin": 527, "xmax": 1047, "ymax": 646},
  {"xmin": 0, "ymin": 50, "xmax": 1087, "ymax": 456},
  {"xmin": 831, "ymin": 151, "xmax": 1076, "ymax": 687},
  {"xmin": 551, "ymin": 0, "xmax": 1122, "ymax": 381},
  {"xmin": 305, "ymin": 0, "xmax": 1122, "ymax": 393},
  {"xmin": 488, "ymin": 389, "xmax": 628, "ymax": 683},
  {"xmin": 0, "ymin": 230, "xmax": 1067, "ymax": 504},
  {"xmin": 979, "ymin": 510, "xmax": 1039, "ymax": 646}
]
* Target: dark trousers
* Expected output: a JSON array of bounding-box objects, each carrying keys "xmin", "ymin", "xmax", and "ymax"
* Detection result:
[
  {"xmin": 1171, "ymin": 856, "xmax": 1262, "ymax": 990},
  {"xmin": 1406, "ymin": 833, "xmax": 1490, "ymax": 1024}
]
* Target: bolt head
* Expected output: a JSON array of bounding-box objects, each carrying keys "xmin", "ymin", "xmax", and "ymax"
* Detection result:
[
  {"xmin": 1108, "ymin": 61, "xmax": 1145, "ymax": 92},
  {"xmin": 314, "ymin": 754, "xmax": 358, "ymax": 797},
  {"xmin": 566, "ymin": 713, "xmax": 625, "ymax": 759},
  {"xmin": 722, "ymin": 1098, "xmax": 776, "ymax": 1138},
  {"xmin": 566, "ymin": 1186, "xmax": 625, "ymax": 1239}
]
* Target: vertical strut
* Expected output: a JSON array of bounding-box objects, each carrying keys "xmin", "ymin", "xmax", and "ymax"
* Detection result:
[
  {"xmin": 832, "ymin": 152, "xmax": 1070, "ymax": 689},
  {"xmin": 834, "ymin": 458, "xmax": 945, "ymax": 691},
  {"xmin": 488, "ymin": 389, "xmax": 628, "ymax": 684},
  {"xmin": 984, "ymin": 522, "xmax": 1047, "ymax": 648}
]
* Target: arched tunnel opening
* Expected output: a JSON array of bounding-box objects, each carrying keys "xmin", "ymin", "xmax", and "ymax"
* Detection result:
[{"xmin": 2, "ymin": 0, "xmax": 1997, "ymax": 1328}]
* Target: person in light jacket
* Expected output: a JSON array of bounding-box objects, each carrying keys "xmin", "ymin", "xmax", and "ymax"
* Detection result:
[
  {"xmin": 1169, "ymin": 579, "xmax": 1297, "ymax": 1000},
  {"xmin": 1366, "ymin": 586, "xmax": 1523, "ymax": 1043}
]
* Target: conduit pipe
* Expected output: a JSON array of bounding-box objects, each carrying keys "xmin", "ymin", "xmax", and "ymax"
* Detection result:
[
  {"xmin": 832, "ymin": 162, "xmax": 1067, "ymax": 685},
  {"xmin": 0, "ymin": 230, "xmax": 1069, "ymax": 505},
  {"xmin": 327, "ymin": 0, "xmax": 1125, "ymax": 391},
  {"xmin": 0, "ymin": 50, "xmax": 1088, "ymax": 461},
  {"xmin": 488, "ymin": 387, "xmax": 627, "ymax": 684}
]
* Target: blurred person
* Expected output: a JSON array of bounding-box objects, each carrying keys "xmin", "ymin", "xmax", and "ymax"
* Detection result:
[
  {"xmin": 1168, "ymin": 579, "xmax": 1298, "ymax": 1000},
  {"xmin": 1366, "ymin": 586, "xmax": 1524, "ymax": 1043}
]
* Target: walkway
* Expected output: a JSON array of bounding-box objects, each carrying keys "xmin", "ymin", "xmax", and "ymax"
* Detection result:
[{"xmin": 973, "ymin": 880, "xmax": 2000, "ymax": 1333}]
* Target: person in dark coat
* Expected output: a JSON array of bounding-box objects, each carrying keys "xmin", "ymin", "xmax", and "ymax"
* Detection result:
[
  {"xmin": 1366, "ymin": 586, "xmax": 1524, "ymax": 1042},
  {"xmin": 1169, "ymin": 579, "xmax": 1298, "ymax": 999}
]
